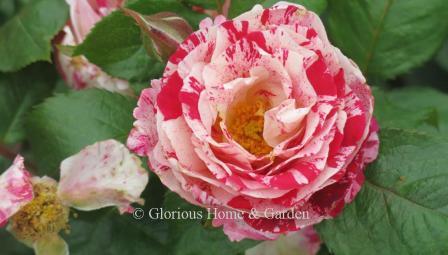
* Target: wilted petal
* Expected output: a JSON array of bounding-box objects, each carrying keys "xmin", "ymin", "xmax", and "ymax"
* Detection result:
[
  {"xmin": 34, "ymin": 234, "xmax": 69, "ymax": 255},
  {"xmin": 57, "ymin": 140, "xmax": 148, "ymax": 213},
  {"xmin": 0, "ymin": 156, "xmax": 33, "ymax": 226}
]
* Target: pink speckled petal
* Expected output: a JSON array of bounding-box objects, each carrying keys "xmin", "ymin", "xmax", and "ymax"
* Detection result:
[
  {"xmin": 66, "ymin": 0, "xmax": 102, "ymax": 42},
  {"xmin": 127, "ymin": 84, "xmax": 161, "ymax": 156},
  {"xmin": 56, "ymin": 0, "xmax": 130, "ymax": 94},
  {"xmin": 57, "ymin": 140, "xmax": 148, "ymax": 214},
  {"xmin": 0, "ymin": 156, "xmax": 33, "ymax": 226}
]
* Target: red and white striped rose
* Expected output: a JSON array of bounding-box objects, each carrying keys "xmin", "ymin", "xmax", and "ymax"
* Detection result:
[{"xmin": 128, "ymin": 1, "xmax": 379, "ymax": 241}]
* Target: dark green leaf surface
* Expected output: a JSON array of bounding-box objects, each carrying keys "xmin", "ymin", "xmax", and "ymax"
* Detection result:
[
  {"xmin": 436, "ymin": 41, "xmax": 448, "ymax": 72},
  {"xmin": 164, "ymin": 192, "xmax": 259, "ymax": 255},
  {"xmin": 316, "ymin": 128, "xmax": 448, "ymax": 255},
  {"xmin": 0, "ymin": 63, "xmax": 57, "ymax": 144},
  {"xmin": 61, "ymin": 173, "xmax": 168, "ymax": 255},
  {"xmin": 62, "ymin": 178, "xmax": 257, "ymax": 255},
  {"xmin": 0, "ymin": 229, "xmax": 33, "ymax": 255},
  {"xmin": 0, "ymin": 155, "xmax": 12, "ymax": 172},
  {"xmin": 64, "ymin": 209, "xmax": 168, "ymax": 255},
  {"xmin": 74, "ymin": 0, "xmax": 206, "ymax": 83},
  {"xmin": 178, "ymin": 0, "xmax": 220, "ymax": 11},
  {"xmin": 374, "ymin": 87, "xmax": 448, "ymax": 136},
  {"xmin": 0, "ymin": 0, "xmax": 29, "ymax": 25},
  {"xmin": 26, "ymin": 89, "xmax": 136, "ymax": 177},
  {"xmin": 228, "ymin": 0, "xmax": 327, "ymax": 18},
  {"xmin": 0, "ymin": 0, "xmax": 68, "ymax": 72},
  {"xmin": 327, "ymin": 0, "xmax": 448, "ymax": 79}
]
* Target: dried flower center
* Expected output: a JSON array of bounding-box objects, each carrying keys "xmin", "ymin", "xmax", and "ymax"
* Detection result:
[
  {"xmin": 227, "ymin": 98, "xmax": 273, "ymax": 156},
  {"xmin": 9, "ymin": 180, "xmax": 69, "ymax": 242}
]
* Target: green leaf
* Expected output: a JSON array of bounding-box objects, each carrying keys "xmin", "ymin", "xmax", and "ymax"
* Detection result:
[
  {"xmin": 316, "ymin": 245, "xmax": 333, "ymax": 255},
  {"xmin": 316, "ymin": 128, "xmax": 448, "ymax": 255},
  {"xmin": 400, "ymin": 61, "xmax": 448, "ymax": 91},
  {"xmin": 327, "ymin": 0, "xmax": 448, "ymax": 79},
  {"xmin": 0, "ymin": 229, "xmax": 33, "ymax": 255},
  {"xmin": 64, "ymin": 174, "xmax": 167, "ymax": 255},
  {"xmin": 374, "ymin": 87, "xmax": 448, "ymax": 136},
  {"xmin": 179, "ymin": 0, "xmax": 220, "ymax": 10},
  {"xmin": 0, "ymin": 0, "xmax": 68, "ymax": 72},
  {"xmin": 64, "ymin": 208, "xmax": 168, "ymax": 255},
  {"xmin": 0, "ymin": 63, "xmax": 57, "ymax": 144},
  {"xmin": 436, "ymin": 41, "xmax": 448, "ymax": 72},
  {"xmin": 0, "ymin": 0, "xmax": 29, "ymax": 25},
  {"xmin": 164, "ymin": 192, "xmax": 259, "ymax": 255},
  {"xmin": 0, "ymin": 155, "xmax": 12, "ymax": 172},
  {"xmin": 228, "ymin": 0, "xmax": 327, "ymax": 18},
  {"xmin": 26, "ymin": 89, "xmax": 136, "ymax": 177},
  {"xmin": 262, "ymin": 0, "xmax": 327, "ymax": 13},
  {"xmin": 74, "ymin": 0, "xmax": 206, "ymax": 83}
]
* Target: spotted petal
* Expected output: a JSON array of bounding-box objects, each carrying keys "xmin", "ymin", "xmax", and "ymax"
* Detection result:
[
  {"xmin": 0, "ymin": 156, "xmax": 33, "ymax": 226},
  {"xmin": 57, "ymin": 140, "xmax": 148, "ymax": 213}
]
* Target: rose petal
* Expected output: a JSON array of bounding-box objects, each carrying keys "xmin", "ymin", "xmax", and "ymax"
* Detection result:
[
  {"xmin": 57, "ymin": 140, "xmax": 148, "ymax": 213},
  {"xmin": 0, "ymin": 156, "xmax": 33, "ymax": 226},
  {"xmin": 66, "ymin": 0, "xmax": 102, "ymax": 42},
  {"xmin": 56, "ymin": 0, "xmax": 130, "ymax": 94},
  {"xmin": 33, "ymin": 234, "xmax": 69, "ymax": 255}
]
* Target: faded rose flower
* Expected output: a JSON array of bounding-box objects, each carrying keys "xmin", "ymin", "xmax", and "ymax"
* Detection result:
[
  {"xmin": 128, "ymin": 1, "xmax": 379, "ymax": 241},
  {"xmin": 0, "ymin": 140, "xmax": 148, "ymax": 255},
  {"xmin": 56, "ymin": 0, "xmax": 131, "ymax": 94},
  {"xmin": 0, "ymin": 156, "xmax": 33, "ymax": 227},
  {"xmin": 245, "ymin": 226, "xmax": 321, "ymax": 255}
]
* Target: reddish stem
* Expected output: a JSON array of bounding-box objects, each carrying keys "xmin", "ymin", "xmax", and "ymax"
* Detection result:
[
  {"xmin": 0, "ymin": 143, "xmax": 37, "ymax": 174},
  {"xmin": 0, "ymin": 143, "xmax": 17, "ymax": 161}
]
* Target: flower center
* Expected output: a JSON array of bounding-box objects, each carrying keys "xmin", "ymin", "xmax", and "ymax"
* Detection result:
[
  {"xmin": 227, "ymin": 98, "xmax": 273, "ymax": 156},
  {"xmin": 9, "ymin": 180, "xmax": 69, "ymax": 242}
]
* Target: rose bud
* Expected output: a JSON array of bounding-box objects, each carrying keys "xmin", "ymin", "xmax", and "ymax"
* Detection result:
[{"xmin": 122, "ymin": 8, "xmax": 194, "ymax": 62}]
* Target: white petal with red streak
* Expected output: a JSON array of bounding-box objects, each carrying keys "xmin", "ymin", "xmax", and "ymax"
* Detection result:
[
  {"xmin": 58, "ymin": 140, "xmax": 148, "ymax": 213},
  {"xmin": 0, "ymin": 156, "xmax": 33, "ymax": 226}
]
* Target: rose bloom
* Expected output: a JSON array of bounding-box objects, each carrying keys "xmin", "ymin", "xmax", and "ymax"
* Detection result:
[
  {"xmin": 0, "ymin": 140, "xmax": 148, "ymax": 254},
  {"xmin": 56, "ymin": 0, "xmax": 131, "ymax": 94},
  {"xmin": 128, "ymin": 1, "xmax": 379, "ymax": 241}
]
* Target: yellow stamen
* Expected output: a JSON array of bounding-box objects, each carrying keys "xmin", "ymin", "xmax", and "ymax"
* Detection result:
[
  {"xmin": 227, "ymin": 98, "xmax": 273, "ymax": 156},
  {"xmin": 10, "ymin": 180, "xmax": 69, "ymax": 242}
]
